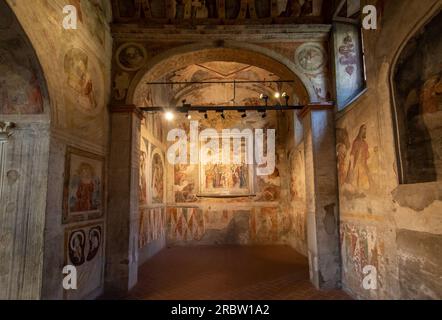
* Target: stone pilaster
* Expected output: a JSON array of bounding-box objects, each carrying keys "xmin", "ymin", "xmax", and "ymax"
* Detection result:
[
  {"xmin": 105, "ymin": 106, "xmax": 143, "ymax": 294},
  {"xmin": 0, "ymin": 121, "xmax": 50, "ymax": 299},
  {"xmin": 299, "ymin": 104, "xmax": 341, "ymax": 290}
]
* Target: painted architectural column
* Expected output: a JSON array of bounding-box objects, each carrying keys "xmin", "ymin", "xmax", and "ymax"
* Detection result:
[
  {"xmin": 105, "ymin": 106, "xmax": 142, "ymax": 294},
  {"xmin": 299, "ymin": 104, "xmax": 341, "ymax": 290}
]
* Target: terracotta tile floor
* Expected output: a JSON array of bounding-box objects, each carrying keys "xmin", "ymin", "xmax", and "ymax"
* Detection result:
[{"xmin": 123, "ymin": 246, "xmax": 351, "ymax": 300}]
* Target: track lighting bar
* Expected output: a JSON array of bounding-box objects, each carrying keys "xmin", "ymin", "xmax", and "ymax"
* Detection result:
[
  {"xmin": 140, "ymin": 105, "xmax": 304, "ymax": 113},
  {"xmin": 145, "ymin": 80, "xmax": 296, "ymax": 85}
]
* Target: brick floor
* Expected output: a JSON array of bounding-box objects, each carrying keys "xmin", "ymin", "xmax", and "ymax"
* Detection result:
[{"xmin": 122, "ymin": 245, "xmax": 351, "ymax": 300}]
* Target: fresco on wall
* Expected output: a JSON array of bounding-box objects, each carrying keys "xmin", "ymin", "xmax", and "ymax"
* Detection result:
[
  {"xmin": 333, "ymin": 23, "xmax": 365, "ymax": 109},
  {"xmin": 337, "ymin": 125, "xmax": 375, "ymax": 199},
  {"xmin": 294, "ymin": 42, "xmax": 330, "ymax": 102},
  {"xmin": 288, "ymin": 146, "xmax": 306, "ymax": 245},
  {"xmin": 151, "ymin": 151, "xmax": 165, "ymax": 204},
  {"xmin": 167, "ymin": 206, "xmax": 286, "ymax": 245},
  {"xmin": 0, "ymin": 43, "xmax": 44, "ymax": 114},
  {"xmin": 113, "ymin": 71, "xmax": 130, "ymax": 100},
  {"xmin": 139, "ymin": 207, "xmax": 166, "ymax": 248},
  {"xmin": 393, "ymin": 11, "xmax": 442, "ymax": 183},
  {"xmin": 139, "ymin": 150, "xmax": 148, "ymax": 205},
  {"xmin": 113, "ymin": 0, "xmax": 323, "ymax": 22},
  {"xmin": 116, "ymin": 43, "xmax": 147, "ymax": 72},
  {"xmin": 289, "ymin": 148, "xmax": 305, "ymax": 201},
  {"xmin": 71, "ymin": 0, "xmax": 107, "ymax": 47},
  {"xmin": 0, "ymin": 1, "xmax": 47, "ymax": 115},
  {"xmin": 200, "ymin": 161, "xmax": 254, "ymax": 197},
  {"xmin": 174, "ymin": 164, "xmax": 199, "ymax": 203},
  {"xmin": 255, "ymin": 167, "xmax": 280, "ymax": 201},
  {"xmin": 63, "ymin": 147, "xmax": 104, "ymax": 224},
  {"xmin": 64, "ymin": 47, "xmax": 103, "ymax": 114},
  {"xmin": 168, "ymin": 207, "xmax": 205, "ymax": 242},
  {"xmin": 340, "ymin": 223, "xmax": 384, "ymax": 290},
  {"xmin": 65, "ymin": 223, "xmax": 104, "ymax": 300},
  {"xmin": 250, "ymin": 207, "xmax": 278, "ymax": 243}
]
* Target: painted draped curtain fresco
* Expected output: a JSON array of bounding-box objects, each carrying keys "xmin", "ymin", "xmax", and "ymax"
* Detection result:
[{"xmin": 333, "ymin": 22, "xmax": 365, "ymax": 110}]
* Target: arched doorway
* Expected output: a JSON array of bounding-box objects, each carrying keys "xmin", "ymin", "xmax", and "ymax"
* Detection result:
[
  {"xmin": 106, "ymin": 42, "xmax": 343, "ymax": 297},
  {"xmin": 0, "ymin": 0, "xmax": 51, "ymax": 299}
]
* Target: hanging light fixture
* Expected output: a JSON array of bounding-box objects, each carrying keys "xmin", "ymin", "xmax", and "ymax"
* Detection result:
[
  {"xmin": 259, "ymin": 93, "xmax": 269, "ymax": 107},
  {"xmin": 282, "ymin": 92, "xmax": 290, "ymax": 106},
  {"xmin": 165, "ymin": 110, "xmax": 175, "ymax": 121}
]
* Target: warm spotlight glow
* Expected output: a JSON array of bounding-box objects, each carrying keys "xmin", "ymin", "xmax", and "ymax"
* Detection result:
[
  {"xmin": 186, "ymin": 113, "xmax": 192, "ymax": 120},
  {"xmin": 165, "ymin": 111, "xmax": 174, "ymax": 121},
  {"xmin": 274, "ymin": 92, "xmax": 281, "ymax": 99},
  {"xmin": 259, "ymin": 93, "xmax": 269, "ymax": 100}
]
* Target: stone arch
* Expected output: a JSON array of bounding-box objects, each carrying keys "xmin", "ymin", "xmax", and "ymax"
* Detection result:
[{"xmin": 126, "ymin": 41, "xmax": 316, "ymax": 106}]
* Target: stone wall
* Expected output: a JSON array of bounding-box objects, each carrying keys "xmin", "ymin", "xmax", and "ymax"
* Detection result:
[
  {"xmin": 0, "ymin": 0, "xmax": 51, "ymax": 299},
  {"xmin": 2, "ymin": 0, "xmax": 112, "ymax": 300},
  {"xmin": 138, "ymin": 113, "xmax": 167, "ymax": 264},
  {"xmin": 336, "ymin": 0, "xmax": 442, "ymax": 299}
]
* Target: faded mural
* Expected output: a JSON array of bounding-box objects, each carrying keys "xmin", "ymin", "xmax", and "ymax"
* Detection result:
[
  {"xmin": 132, "ymin": 60, "xmax": 305, "ymax": 248},
  {"xmin": 0, "ymin": 1, "xmax": 46, "ymax": 115},
  {"xmin": 63, "ymin": 147, "xmax": 105, "ymax": 224},
  {"xmin": 393, "ymin": 10, "xmax": 442, "ymax": 183},
  {"xmin": 139, "ymin": 207, "xmax": 167, "ymax": 247},
  {"xmin": 138, "ymin": 135, "xmax": 167, "ymax": 249},
  {"xmin": 336, "ymin": 123, "xmax": 379, "ymax": 200},
  {"xmin": 113, "ymin": 0, "xmax": 323, "ymax": 22},
  {"xmin": 340, "ymin": 222, "xmax": 385, "ymax": 296},
  {"xmin": 333, "ymin": 22, "xmax": 365, "ymax": 109},
  {"xmin": 64, "ymin": 223, "xmax": 104, "ymax": 300}
]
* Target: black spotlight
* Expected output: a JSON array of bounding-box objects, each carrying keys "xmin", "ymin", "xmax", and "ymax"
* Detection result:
[
  {"xmin": 221, "ymin": 112, "xmax": 226, "ymax": 119},
  {"xmin": 204, "ymin": 112, "xmax": 208, "ymax": 119}
]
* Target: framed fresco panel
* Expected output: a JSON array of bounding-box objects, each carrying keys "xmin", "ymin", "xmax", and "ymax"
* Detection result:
[
  {"xmin": 198, "ymin": 135, "xmax": 255, "ymax": 197},
  {"xmin": 63, "ymin": 222, "xmax": 104, "ymax": 300},
  {"xmin": 149, "ymin": 148, "xmax": 165, "ymax": 204},
  {"xmin": 63, "ymin": 147, "xmax": 105, "ymax": 224}
]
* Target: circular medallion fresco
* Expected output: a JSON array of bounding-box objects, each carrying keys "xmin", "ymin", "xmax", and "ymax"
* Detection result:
[
  {"xmin": 116, "ymin": 43, "xmax": 147, "ymax": 72},
  {"xmin": 295, "ymin": 43, "xmax": 326, "ymax": 73}
]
